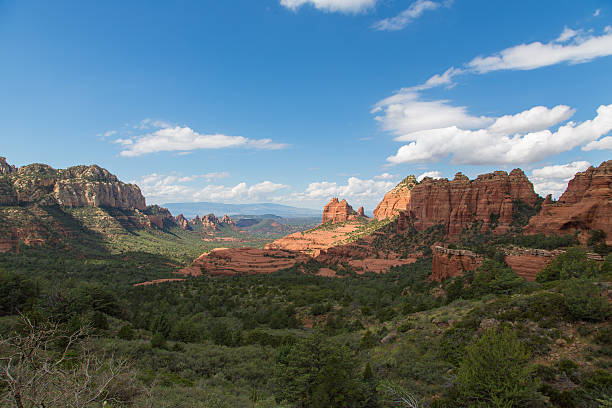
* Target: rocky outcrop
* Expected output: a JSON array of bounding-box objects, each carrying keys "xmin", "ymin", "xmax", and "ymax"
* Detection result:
[
  {"xmin": 358, "ymin": 206, "xmax": 365, "ymax": 217},
  {"xmin": 144, "ymin": 205, "xmax": 176, "ymax": 229},
  {"xmin": 430, "ymin": 246, "xmax": 604, "ymax": 282},
  {"xmin": 177, "ymin": 248, "xmax": 312, "ymax": 276},
  {"xmin": 266, "ymin": 219, "xmax": 367, "ymax": 256},
  {"xmin": 431, "ymin": 246, "xmax": 483, "ymax": 282},
  {"xmin": 175, "ymin": 214, "xmax": 191, "ymax": 230},
  {"xmin": 373, "ymin": 175, "xmax": 417, "ymax": 220},
  {"xmin": 0, "ymin": 157, "xmax": 16, "ymax": 175},
  {"xmin": 525, "ymin": 160, "xmax": 612, "ymax": 244},
  {"xmin": 2, "ymin": 160, "xmax": 146, "ymax": 210},
  {"xmin": 322, "ymin": 198, "xmax": 359, "ymax": 223},
  {"xmin": 408, "ymin": 169, "xmax": 540, "ymax": 237},
  {"xmin": 190, "ymin": 213, "xmax": 235, "ymax": 231}
]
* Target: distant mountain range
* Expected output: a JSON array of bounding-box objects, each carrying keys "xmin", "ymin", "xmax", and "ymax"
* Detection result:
[{"xmin": 161, "ymin": 202, "xmax": 321, "ymax": 219}]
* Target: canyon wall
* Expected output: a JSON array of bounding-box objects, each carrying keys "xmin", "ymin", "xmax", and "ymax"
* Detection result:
[
  {"xmin": 407, "ymin": 169, "xmax": 539, "ymax": 237},
  {"xmin": 373, "ymin": 175, "xmax": 417, "ymax": 220},
  {"xmin": 525, "ymin": 160, "xmax": 612, "ymax": 244},
  {"xmin": 2, "ymin": 160, "xmax": 146, "ymax": 210}
]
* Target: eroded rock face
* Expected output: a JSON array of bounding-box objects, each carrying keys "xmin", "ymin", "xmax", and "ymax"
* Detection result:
[
  {"xmin": 177, "ymin": 248, "xmax": 312, "ymax": 276},
  {"xmin": 144, "ymin": 205, "xmax": 176, "ymax": 229},
  {"xmin": 357, "ymin": 206, "xmax": 365, "ymax": 217},
  {"xmin": 322, "ymin": 198, "xmax": 358, "ymax": 223},
  {"xmin": 430, "ymin": 246, "xmax": 603, "ymax": 282},
  {"xmin": 373, "ymin": 175, "xmax": 417, "ymax": 220},
  {"xmin": 525, "ymin": 160, "xmax": 612, "ymax": 244},
  {"xmin": 408, "ymin": 169, "xmax": 539, "ymax": 237},
  {"xmin": 3, "ymin": 161, "xmax": 146, "ymax": 210},
  {"xmin": 175, "ymin": 214, "xmax": 191, "ymax": 230},
  {"xmin": 190, "ymin": 213, "xmax": 235, "ymax": 230},
  {"xmin": 431, "ymin": 246, "xmax": 483, "ymax": 282},
  {"xmin": 0, "ymin": 157, "xmax": 16, "ymax": 175}
]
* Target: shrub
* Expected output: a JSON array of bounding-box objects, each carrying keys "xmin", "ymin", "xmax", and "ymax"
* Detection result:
[
  {"xmin": 536, "ymin": 248, "xmax": 600, "ymax": 282},
  {"xmin": 117, "ymin": 324, "xmax": 135, "ymax": 340},
  {"xmin": 456, "ymin": 327, "xmax": 538, "ymax": 407},
  {"xmin": 561, "ymin": 279, "xmax": 611, "ymax": 322}
]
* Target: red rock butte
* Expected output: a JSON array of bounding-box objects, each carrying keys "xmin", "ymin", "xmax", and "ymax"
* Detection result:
[
  {"xmin": 406, "ymin": 169, "xmax": 539, "ymax": 237},
  {"xmin": 321, "ymin": 198, "xmax": 360, "ymax": 223},
  {"xmin": 525, "ymin": 160, "xmax": 612, "ymax": 244}
]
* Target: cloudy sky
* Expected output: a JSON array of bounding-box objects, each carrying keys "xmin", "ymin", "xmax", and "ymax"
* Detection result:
[{"xmin": 1, "ymin": 0, "xmax": 611, "ymax": 210}]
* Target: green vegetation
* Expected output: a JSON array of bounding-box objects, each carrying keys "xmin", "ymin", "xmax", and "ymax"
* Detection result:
[{"xmin": 1, "ymin": 203, "xmax": 611, "ymax": 407}]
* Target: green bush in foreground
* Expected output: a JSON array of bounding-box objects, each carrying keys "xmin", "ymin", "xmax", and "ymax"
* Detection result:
[
  {"xmin": 561, "ymin": 279, "xmax": 611, "ymax": 322},
  {"xmin": 456, "ymin": 327, "xmax": 538, "ymax": 407},
  {"xmin": 536, "ymin": 247, "xmax": 600, "ymax": 283}
]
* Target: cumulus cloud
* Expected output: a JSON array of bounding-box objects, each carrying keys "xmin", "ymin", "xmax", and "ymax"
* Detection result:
[
  {"xmin": 138, "ymin": 173, "xmax": 288, "ymax": 203},
  {"xmin": 290, "ymin": 176, "xmax": 396, "ymax": 208},
  {"xmin": 280, "ymin": 0, "xmax": 376, "ymax": 13},
  {"xmin": 115, "ymin": 123, "xmax": 287, "ymax": 157},
  {"xmin": 417, "ymin": 171, "xmax": 442, "ymax": 181},
  {"xmin": 376, "ymin": 95, "xmax": 612, "ymax": 165},
  {"xmin": 372, "ymin": 89, "xmax": 492, "ymax": 135},
  {"xmin": 530, "ymin": 161, "xmax": 591, "ymax": 198},
  {"xmin": 583, "ymin": 136, "xmax": 612, "ymax": 151},
  {"xmin": 372, "ymin": 0, "xmax": 444, "ymax": 31},
  {"xmin": 374, "ymin": 172, "xmax": 397, "ymax": 180}
]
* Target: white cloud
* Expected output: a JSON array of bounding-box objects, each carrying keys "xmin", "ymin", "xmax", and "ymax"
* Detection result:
[
  {"xmin": 530, "ymin": 161, "xmax": 591, "ymax": 198},
  {"xmin": 116, "ymin": 124, "xmax": 287, "ymax": 157},
  {"xmin": 280, "ymin": 0, "xmax": 376, "ymax": 13},
  {"xmin": 583, "ymin": 136, "xmax": 612, "ymax": 151},
  {"xmin": 409, "ymin": 27, "xmax": 612, "ymax": 91},
  {"xmin": 97, "ymin": 130, "xmax": 117, "ymax": 138},
  {"xmin": 372, "ymin": 0, "xmax": 442, "ymax": 31},
  {"xmin": 467, "ymin": 27, "xmax": 612, "ymax": 73},
  {"xmin": 138, "ymin": 173, "xmax": 288, "ymax": 203},
  {"xmin": 488, "ymin": 105, "xmax": 575, "ymax": 134},
  {"xmin": 374, "ymin": 172, "xmax": 397, "ymax": 180},
  {"xmin": 417, "ymin": 171, "xmax": 442, "ymax": 181},
  {"xmin": 372, "ymin": 89, "xmax": 492, "ymax": 136},
  {"xmin": 381, "ymin": 102, "xmax": 612, "ymax": 165},
  {"xmin": 292, "ymin": 176, "xmax": 396, "ymax": 208},
  {"xmin": 594, "ymin": 9, "xmax": 600, "ymax": 17}
]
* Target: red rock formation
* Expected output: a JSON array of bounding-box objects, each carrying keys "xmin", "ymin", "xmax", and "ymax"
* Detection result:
[
  {"xmin": 322, "ymin": 198, "xmax": 358, "ymax": 223},
  {"xmin": 525, "ymin": 160, "xmax": 612, "ymax": 244},
  {"xmin": 357, "ymin": 206, "xmax": 365, "ymax": 217},
  {"xmin": 408, "ymin": 169, "xmax": 539, "ymax": 237},
  {"xmin": 431, "ymin": 246, "xmax": 603, "ymax": 282},
  {"xmin": 177, "ymin": 248, "xmax": 312, "ymax": 276},
  {"xmin": 431, "ymin": 246, "xmax": 483, "ymax": 282},
  {"xmin": 190, "ymin": 213, "xmax": 235, "ymax": 230},
  {"xmin": 175, "ymin": 214, "xmax": 190, "ymax": 230},
  {"xmin": 0, "ymin": 157, "xmax": 16, "ymax": 175},
  {"xmin": 373, "ymin": 175, "xmax": 417, "ymax": 220}
]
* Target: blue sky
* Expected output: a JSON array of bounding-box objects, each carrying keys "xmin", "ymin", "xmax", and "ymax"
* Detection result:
[{"xmin": 1, "ymin": 0, "xmax": 611, "ymax": 210}]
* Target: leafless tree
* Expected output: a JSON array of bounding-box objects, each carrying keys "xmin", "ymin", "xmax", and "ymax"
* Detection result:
[{"xmin": 0, "ymin": 314, "xmax": 129, "ymax": 408}]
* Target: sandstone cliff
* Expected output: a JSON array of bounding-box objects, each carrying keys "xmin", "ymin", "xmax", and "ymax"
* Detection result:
[
  {"xmin": 322, "ymin": 198, "xmax": 359, "ymax": 223},
  {"xmin": 407, "ymin": 169, "xmax": 540, "ymax": 237},
  {"xmin": 525, "ymin": 160, "xmax": 612, "ymax": 244},
  {"xmin": 373, "ymin": 175, "xmax": 417, "ymax": 220},
  {"xmin": 0, "ymin": 157, "xmax": 16, "ymax": 175},
  {"xmin": 2, "ymin": 160, "xmax": 146, "ymax": 210},
  {"xmin": 175, "ymin": 214, "xmax": 191, "ymax": 230}
]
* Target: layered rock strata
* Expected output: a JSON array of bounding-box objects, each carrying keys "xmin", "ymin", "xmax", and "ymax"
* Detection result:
[
  {"xmin": 407, "ymin": 169, "xmax": 539, "ymax": 237},
  {"xmin": 525, "ymin": 160, "xmax": 612, "ymax": 244},
  {"xmin": 177, "ymin": 248, "xmax": 312, "ymax": 276},
  {"xmin": 321, "ymin": 198, "xmax": 359, "ymax": 223},
  {"xmin": 373, "ymin": 175, "xmax": 417, "ymax": 220}
]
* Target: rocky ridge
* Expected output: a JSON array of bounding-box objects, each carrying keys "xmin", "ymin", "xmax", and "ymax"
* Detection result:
[
  {"xmin": 373, "ymin": 175, "xmax": 417, "ymax": 220},
  {"xmin": 525, "ymin": 160, "xmax": 612, "ymax": 244},
  {"xmin": 406, "ymin": 169, "xmax": 540, "ymax": 237}
]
